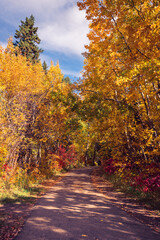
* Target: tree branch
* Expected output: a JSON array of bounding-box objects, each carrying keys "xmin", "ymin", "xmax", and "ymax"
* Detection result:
[{"xmin": 136, "ymin": 48, "xmax": 150, "ymax": 59}]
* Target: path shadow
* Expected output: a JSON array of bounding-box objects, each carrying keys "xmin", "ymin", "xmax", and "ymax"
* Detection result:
[{"xmin": 15, "ymin": 168, "xmax": 160, "ymax": 240}]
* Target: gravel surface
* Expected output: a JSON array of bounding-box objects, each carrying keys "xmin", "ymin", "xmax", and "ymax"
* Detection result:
[{"xmin": 14, "ymin": 167, "xmax": 160, "ymax": 240}]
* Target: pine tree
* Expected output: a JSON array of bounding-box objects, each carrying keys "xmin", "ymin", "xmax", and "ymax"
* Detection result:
[
  {"xmin": 62, "ymin": 76, "xmax": 71, "ymax": 84},
  {"xmin": 14, "ymin": 15, "xmax": 43, "ymax": 63},
  {"xmin": 42, "ymin": 60, "xmax": 48, "ymax": 74}
]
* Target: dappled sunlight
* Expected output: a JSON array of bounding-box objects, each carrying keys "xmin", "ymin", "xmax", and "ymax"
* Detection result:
[
  {"xmin": 29, "ymin": 217, "xmax": 50, "ymax": 223},
  {"xmin": 16, "ymin": 168, "xmax": 160, "ymax": 240},
  {"xmin": 28, "ymin": 218, "xmax": 68, "ymax": 234},
  {"xmin": 66, "ymin": 197, "xmax": 75, "ymax": 201},
  {"xmin": 36, "ymin": 205, "xmax": 60, "ymax": 210},
  {"xmin": 52, "ymin": 228, "xmax": 68, "ymax": 234}
]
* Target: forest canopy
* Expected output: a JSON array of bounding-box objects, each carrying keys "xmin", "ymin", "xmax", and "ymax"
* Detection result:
[{"xmin": 0, "ymin": 1, "xmax": 160, "ymax": 198}]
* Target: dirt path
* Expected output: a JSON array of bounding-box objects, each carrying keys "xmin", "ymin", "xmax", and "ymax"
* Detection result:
[{"xmin": 15, "ymin": 167, "xmax": 160, "ymax": 240}]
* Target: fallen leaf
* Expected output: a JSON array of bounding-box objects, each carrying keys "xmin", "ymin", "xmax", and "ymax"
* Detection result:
[{"xmin": 118, "ymin": 222, "xmax": 123, "ymax": 225}]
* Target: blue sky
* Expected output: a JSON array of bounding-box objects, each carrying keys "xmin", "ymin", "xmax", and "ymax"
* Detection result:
[{"xmin": 0, "ymin": 0, "xmax": 89, "ymax": 80}]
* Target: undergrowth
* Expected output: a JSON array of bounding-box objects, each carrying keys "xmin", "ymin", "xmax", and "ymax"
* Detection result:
[
  {"xmin": 102, "ymin": 169, "xmax": 160, "ymax": 211},
  {"xmin": 0, "ymin": 172, "xmax": 62, "ymax": 204}
]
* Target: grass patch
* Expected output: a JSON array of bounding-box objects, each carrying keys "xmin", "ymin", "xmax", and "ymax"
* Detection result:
[
  {"xmin": 0, "ymin": 174, "xmax": 62, "ymax": 205},
  {"xmin": 0, "ymin": 185, "xmax": 39, "ymax": 204}
]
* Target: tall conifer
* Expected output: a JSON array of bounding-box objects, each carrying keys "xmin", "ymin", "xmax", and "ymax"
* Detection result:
[{"xmin": 14, "ymin": 15, "xmax": 43, "ymax": 63}]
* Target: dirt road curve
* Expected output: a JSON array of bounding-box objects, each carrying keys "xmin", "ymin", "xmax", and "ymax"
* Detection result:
[{"xmin": 15, "ymin": 167, "xmax": 160, "ymax": 240}]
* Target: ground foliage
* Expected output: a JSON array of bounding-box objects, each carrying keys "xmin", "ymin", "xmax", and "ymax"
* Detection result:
[{"xmin": 0, "ymin": 176, "xmax": 64, "ymax": 240}]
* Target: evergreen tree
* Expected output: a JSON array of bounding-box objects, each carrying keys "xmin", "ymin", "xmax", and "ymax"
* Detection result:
[
  {"xmin": 14, "ymin": 15, "xmax": 43, "ymax": 63},
  {"xmin": 42, "ymin": 60, "xmax": 48, "ymax": 74},
  {"xmin": 62, "ymin": 76, "xmax": 71, "ymax": 84}
]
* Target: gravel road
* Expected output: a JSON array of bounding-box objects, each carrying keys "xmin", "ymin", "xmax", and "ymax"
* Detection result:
[{"xmin": 15, "ymin": 167, "xmax": 160, "ymax": 240}]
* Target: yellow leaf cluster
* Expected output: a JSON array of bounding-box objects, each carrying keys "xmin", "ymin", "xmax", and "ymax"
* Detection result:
[{"xmin": 78, "ymin": 0, "xmax": 160, "ymax": 169}]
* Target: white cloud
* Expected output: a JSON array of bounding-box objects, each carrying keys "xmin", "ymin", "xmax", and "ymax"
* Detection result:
[
  {"xmin": 0, "ymin": 0, "xmax": 72, "ymax": 13},
  {"xmin": 62, "ymin": 69, "xmax": 82, "ymax": 78},
  {"xmin": 39, "ymin": 6, "xmax": 89, "ymax": 56},
  {"xmin": 0, "ymin": 0, "xmax": 89, "ymax": 56}
]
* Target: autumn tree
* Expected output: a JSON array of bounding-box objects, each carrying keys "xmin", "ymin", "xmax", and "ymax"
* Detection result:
[
  {"xmin": 0, "ymin": 39, "xmax": 84, "ymax": 182},
  {"xmin": 14, "ymin": 15, "xmax": 43, "ymax": 63},
  {"xmin": 78, "ymin": 1, "xmax": 160, "ymax": 174},
  {"xmin": 0, "ymin": 39, "xmax": 45, "ymax": 168}
]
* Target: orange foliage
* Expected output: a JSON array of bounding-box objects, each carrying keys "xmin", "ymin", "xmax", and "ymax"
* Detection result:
[{"xmin": 78, "ymin": 0, "xmax": 160, "ymax": 189}]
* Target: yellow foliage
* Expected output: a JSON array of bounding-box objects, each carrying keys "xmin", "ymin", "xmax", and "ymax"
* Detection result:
[{"xmin": 78, "ymin": 0, "xmax": 160, "ymax": 170}]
